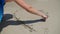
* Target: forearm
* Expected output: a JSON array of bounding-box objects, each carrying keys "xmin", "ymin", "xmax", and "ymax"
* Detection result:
[
  {"xmin": 5, "ymin": 0, "xmax": 14, "ymax": 2},
  {"xmin": 5, "ymin": 0, "xmax": 48, "ymax": 20},
  {"xmin": 15, "ymin": 0, "xmax": 45, "ymax": 16}
]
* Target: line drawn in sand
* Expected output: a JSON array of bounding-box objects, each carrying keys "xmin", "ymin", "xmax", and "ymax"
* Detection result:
[
  {"xmin": 12, "ymin": 11, "xmax": 49, "ymax": 33},
  {"xmin": 13, "ymin": 11, "xmax": 36, "ymax": 32}
]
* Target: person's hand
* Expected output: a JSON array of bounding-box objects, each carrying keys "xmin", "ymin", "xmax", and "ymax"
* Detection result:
[{"xmin": 41, "ymin": 15, "xmax": 48, "ymax": 21}]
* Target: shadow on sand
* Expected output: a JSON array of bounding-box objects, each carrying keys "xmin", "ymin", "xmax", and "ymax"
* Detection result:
[{"xmin": 0, "ymin": 14, "xmax": 46, "ymax": 32}]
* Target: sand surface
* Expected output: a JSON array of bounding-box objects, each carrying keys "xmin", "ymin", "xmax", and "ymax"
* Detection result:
[{"xmin": 0, "ymin": 0, "xmax": 60, "ymax": 34}]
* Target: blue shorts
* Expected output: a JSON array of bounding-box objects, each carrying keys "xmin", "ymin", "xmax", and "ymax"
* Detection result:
[{"xmin": 0, "ymin": 0, "xmax": 5, "ymax": 23}]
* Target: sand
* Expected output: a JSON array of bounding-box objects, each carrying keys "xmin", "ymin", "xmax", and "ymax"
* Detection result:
[{"xmin": 0, "ymin": 0, "xmax": 60, "ymax": 34}]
